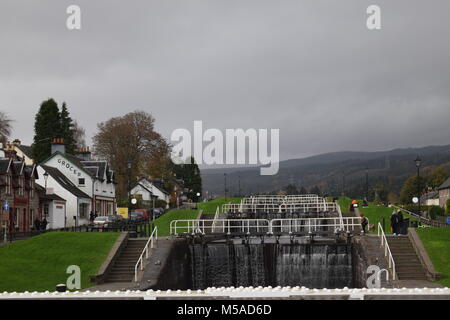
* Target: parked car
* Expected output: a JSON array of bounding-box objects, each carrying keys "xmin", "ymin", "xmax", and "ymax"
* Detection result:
[
  {"xmin": 92, "ymin": 216, "xmax": 112, "ymax": 228},
  {"xmin": 152, "ymin": 207, "xmax": 165, "ymax": 219},
  {"xmin": 130, "ymin": 211, "xmax": 148, "ymax": 222}
]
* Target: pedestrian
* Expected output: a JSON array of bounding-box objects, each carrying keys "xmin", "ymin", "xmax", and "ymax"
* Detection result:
[
  {"xmin": 89, "ymin": 211, "xmax": 95, "ymax": 223},
  {"xmin": 41, "ymin": 217, "xmax": 48, "ymax": 231},
  {"xmin": 360, "ymin": 213, "xmax": 368, "ymax": 234},
  {"xmin": 34, "ymin": 218, "xmax": 41, "ymax": 231},
  {"xmin": 397, "ymin": 210, "xmax": 404, "ymax": 235},
  {"xmin": 391, "ymin": 210, "xmax": 399, "ymax": 236}
]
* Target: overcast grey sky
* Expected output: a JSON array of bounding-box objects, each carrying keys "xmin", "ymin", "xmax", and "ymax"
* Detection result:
[{"xmin": 1, "ymin": 0, "xmax": 450, "ymax": 163}]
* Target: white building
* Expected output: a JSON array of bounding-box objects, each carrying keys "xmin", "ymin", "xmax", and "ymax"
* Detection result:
[
  {"xmin": 130, "ymin": 178, "xmax": 170, "ymax": 204},
  {"xmin": 34, "ymin": 139, "xmax": 116, "ymax": 228}
]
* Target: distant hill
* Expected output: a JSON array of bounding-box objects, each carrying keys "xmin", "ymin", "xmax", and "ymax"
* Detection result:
[{"xmin": 201, "ymin": 144, "xmax": 450, "ymax": 198}]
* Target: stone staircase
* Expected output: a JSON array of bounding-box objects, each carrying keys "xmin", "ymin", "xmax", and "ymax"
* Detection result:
[
  {"xmin": 105, "ymin": 239, "xmax": 147, "ymax": 283},
  {"xmin": 386, "ymin": 236, "xmax": 427, "ymax": 280}
]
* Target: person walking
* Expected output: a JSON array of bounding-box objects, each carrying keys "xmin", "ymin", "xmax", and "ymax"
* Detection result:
[
  {"xmin": 360, "ymin": 213, "xmax": 368, "ymax": 234},
  {"xmin": 41, "ymin": 217, "xmax": 48, "ymax": 231},
  {"xmin": 34, "ymin": 218, "xmax": 41, "ymax": 231},
  {"xmin": 391, "ymin": 210, "xmax": 399, "ymax": 236},
  {"xmin": 89, "ymin": 211, "xmax": 95, "ymax": 223},
  {"xmin": 397, "ymin": 210, "xmax": 404, "ymax": 235}
]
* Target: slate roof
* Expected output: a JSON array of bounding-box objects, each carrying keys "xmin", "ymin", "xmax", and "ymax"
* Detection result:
[
  {"xmin": 438, "ymin": 178, "xmax": 450, "ymax": 190},
  {"xmin": 17, "ymin": 145, "xmax": 33, "ymax": 160},
  {"xmin": 0, "ymin": 159, "xmax": 11, "ymax": 174},
  {"xmin": 41, "ymin": 165, "xmax": 91, "ymax": 199},
  {"xmin": 35, "ymin": 184, "xmax": 66, "ymax": 202}
]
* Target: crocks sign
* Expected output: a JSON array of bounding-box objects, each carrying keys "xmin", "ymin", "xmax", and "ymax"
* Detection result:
[{"xmin": 57, "ymin": 158, "xmax": 82, "ymax": 177}]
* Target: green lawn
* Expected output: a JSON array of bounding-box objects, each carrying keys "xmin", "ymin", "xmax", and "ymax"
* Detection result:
[
  {"xmin": 154, "ymin": 209, "xmax": 199, "ymax": 236},
  {"xmin": 338, "ymin": 196, "xmax": 420, "ymax": 234},
  {"xmin": 416, "ymin": 228, "xmax": 450, "ymax": 287},
  {"xmin": 0, "ymin": 232, "xmax": 119, "ymax": 292},
  {"xmin": 197, "ymin": 197, "xmax": 242, "ymax": 214}
]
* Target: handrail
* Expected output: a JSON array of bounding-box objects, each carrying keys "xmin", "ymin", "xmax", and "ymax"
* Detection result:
[
  {"xmin": 391, "ymin": 205, "xmax": 449, "ymax": 228},
  {"xmin": 211, "ymin": 206, "xmax": 220, "ymax": 233},
  {"xmin": 134, "ymin": 226, "xmax": 158, "ymax": 282},
  {"xmin": 377, "ymin": 222, "xmax": 396, "ymax": 281},
  {"xmin": 170, "ymin": 217, "xmax": 365, "ymax": 235}
]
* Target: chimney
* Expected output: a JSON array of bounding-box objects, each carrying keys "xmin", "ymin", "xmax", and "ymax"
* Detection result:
[
  {"xmin": 75, "ymin": 146, "xmax": 92, "ymax": 160},
  {"xmin": 51, "ymin": 138, "xmax": 65, "ymax": 155},
  {"xmin": 12, "ymin": 139, "xmax": 21, "ymax": 146}
]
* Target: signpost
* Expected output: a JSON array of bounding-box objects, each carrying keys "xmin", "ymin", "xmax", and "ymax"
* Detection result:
[{"xmin": 2, "ymin": 202, "xmax": 9, "ymax": 243}]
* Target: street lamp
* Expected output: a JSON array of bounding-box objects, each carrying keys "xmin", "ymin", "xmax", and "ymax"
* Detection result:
[
  {"xmin": 415, "ymin": 155, "xmax": 422, "ymax": 214},
  {"xmin": 127, "ymin": 160, "xmax": 132, "ymax": 215},
  {"xmin": 224, "ymin": 173, "xmax": 227, "ymax": 201},
  {"xmin": 365, "ymin": 166, "xmax": 369, "ymax": 202},
  {"xmin": 43, "ymin": 172, "xmax": 49, "ymax": 194}
]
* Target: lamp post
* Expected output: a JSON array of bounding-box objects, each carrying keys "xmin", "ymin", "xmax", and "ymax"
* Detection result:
[
  {"xmin": 43, "ymin": 172, "xmax": 49, "ymax": 194},
  {"xmin": 127, "ymin": 160, "xmax": 132, "ymax": 215},
  {"xmin": 238, "ymin": 175, "xmax": 241, "ymax": 197},
  {"xmin": 415, "ymin": 155, "xmax": 422, "ymax": 214},
  {"xmin": 224, "ymin": 173, "xmax": 227, "ymax": 201},
  {"xmin": 365, "ymin": 166, "xmax": 369, "ymax": 202}
]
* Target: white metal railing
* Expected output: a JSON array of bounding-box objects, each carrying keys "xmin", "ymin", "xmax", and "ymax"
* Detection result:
[
  {"xmin": 134, "ymin": 226, "xmax": 158, "ymax": 282},
  {"xmin": 222, "ymin": 202, "xmax": 338, "ymax": 213},
  {"xmin": 377, "ymin": 222, "xmax": 396, "ymax": 281},
  {"xmin": 170, "ymin": 219, "xmax": 270, "ymax": 235},
  {"xmin": 211, "ymin": 206, "xmax": 220, "ymax": 233},
  {"xmin": 170, "ymin": 217, "xmax": 365, "ymax": 235}
]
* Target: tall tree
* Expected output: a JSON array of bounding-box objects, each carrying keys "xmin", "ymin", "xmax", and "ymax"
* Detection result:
[
  {"xmin": 399, "ymin": 175, "xmax": 428, "ymax": 204},
  {"xmin": 285, "ymin": 184, "xmax": 299, "ymax": 195},
  {"xmin": 428, "ymin": 167, "xmax": 449, "ymax": 190},
  {"xmin": 173, "ymin": 157, "xmax": 202, "ymax": 202},
  {"xmin": 32, "ymin": 99, "xmax": 61, "ymax": 163},
  {"xmin": 0, "ymin": 111, "xmax": 12, "ymax": 144},
  {"xmin": 72, "ymin": 120, "xmax": 86, "ymax": 147},
  {"xmin": 60, "ymin": 102, "xmax": 77, "ymax": 154},
  {"xmin": 93, "ymin": 111, "xmax": 169, "ymax": 198}
]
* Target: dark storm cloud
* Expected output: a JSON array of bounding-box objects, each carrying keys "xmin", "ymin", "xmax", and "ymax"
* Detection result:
[{"xmin": 1, "ymin": 0, "xmax": 449, "ymax": 164}]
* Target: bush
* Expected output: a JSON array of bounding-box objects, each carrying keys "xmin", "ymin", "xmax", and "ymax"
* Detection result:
[
  {"xmin": 446, "ymin": 199, "xmax": 450, "ymax": 216},
  {"xmin": 429, "ymin": 205, "xmax": 445, "ymax": 220}
]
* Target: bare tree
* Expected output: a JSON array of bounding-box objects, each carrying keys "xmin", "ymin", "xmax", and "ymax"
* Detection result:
[
  {"xmin": 72, "ymin": 120, "xmax": 86, "ymax": 147},
  {"xmin": 0, "ymin": 111, "xmax": 12, "ymax": 143},
  {"xmin": 93, "ymin": 111, "xmax": 170, "ymax": 198}
]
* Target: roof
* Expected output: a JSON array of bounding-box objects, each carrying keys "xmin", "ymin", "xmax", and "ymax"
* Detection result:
[
  {"xmin": 35, "ymin": 184, "xmax": 66, "ymax": 202},
  {"xmin": 40, "ymin": 165, "xmax": 91, "ymax": 199},
  {"xmin": 135, "ymin": 178, "xmax": 170, "ymax": 195},
  {"xmin": 420, "ymin": 191, "xmax": 439, "ymax": 202},
  {"xmin": 0, "ymin": 158, "xmax": 11, "ymax": 174},
  {"xmin": 16, "ymin": 145, "xmax": 33, "ymax": 160},
  {"xmin": 438, "ymin": 178, "xmax": 450, "ymax": 190},
  {"xmin": 42, "ymin": 152, "xmax": 115, "ymax": 183}
]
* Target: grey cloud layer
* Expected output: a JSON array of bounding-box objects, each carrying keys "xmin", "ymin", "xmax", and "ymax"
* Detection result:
[{"xmin": 1, "ymin": 0, "xmax": 449, "ymax": 163}]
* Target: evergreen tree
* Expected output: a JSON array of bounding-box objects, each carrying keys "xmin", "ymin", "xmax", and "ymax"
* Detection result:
[
  {"xmin": 285, "ymin": 184, "xmax": 299, "ymax": 195},
  {"xmin": 173, "ymin": 157, "xmax": 202, "ymax": 202},
  {"xmin": 60, "ymin": 102, "xmax": 77, "ymax": 154},
  {"xmin": 32, "ymin": 99, "xmax": 61, "ymax": 163}
]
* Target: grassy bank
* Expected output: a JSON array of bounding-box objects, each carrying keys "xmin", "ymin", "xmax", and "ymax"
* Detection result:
[
  {"xmin": 197, "ymin": 197, "xmax": 242, "ymax": 214},
  {"xmin": 0, "ymin": 232, "xmax": 119, "ymax": 292},
  {"xmin": 416, "ymin": 228, "xmax": 450, "ymax": 287},
  {"xmin": 338, "ymin": 196, "xmax": 420, "ymax": 234},
  {"xmin": 153, "ymin": 209, "xmax": 199, "ymax": 236}
]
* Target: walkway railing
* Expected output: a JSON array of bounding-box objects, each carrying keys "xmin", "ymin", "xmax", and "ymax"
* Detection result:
[
  {"xmin": 134, "ymin": 226, "xmax": 158, "ymax": 282},
  {"xmin": 377, "ymin": 222, "xmax": 397, "ymax": 281},
  {"xmin": 170, "ymin": 219, "xmax": 270, "ymax": 235},
  {"xmin": 392, "ymin": 205, "xmax": 449, "ymax": 228},
  {"xmin": 170, "ymin": 217, "xmax": 365, "ymax": 235}
]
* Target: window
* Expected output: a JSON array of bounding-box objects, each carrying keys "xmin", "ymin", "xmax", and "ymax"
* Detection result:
[
  {"xmin": 79, "ymin": 203, "xmax": 88, "ymax": 218},
  {"xmin": 78, "ymin": 178, "xmax": 85, "ymax": 186},
  {"xmin": 44, "ymin": 204, "xmax": 49, "ymax": 217},
  {"xmin": 30, "ymin": 180, "xmax": 34, "ymax": 198}
]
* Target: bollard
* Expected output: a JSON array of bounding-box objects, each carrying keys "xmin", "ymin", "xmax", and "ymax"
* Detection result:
[{"xmin": 56, "ymin": 284, "xmax": 67, "ymax": 292}]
